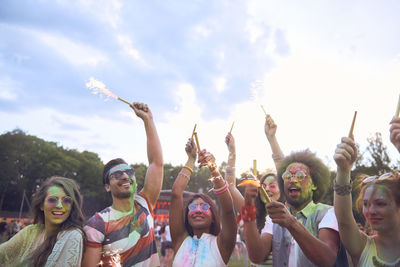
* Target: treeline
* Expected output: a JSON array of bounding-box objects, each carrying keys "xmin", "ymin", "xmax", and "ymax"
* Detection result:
[{"xmin": 0, "ymin": 129, "xmax": 397, "ymax": 221}]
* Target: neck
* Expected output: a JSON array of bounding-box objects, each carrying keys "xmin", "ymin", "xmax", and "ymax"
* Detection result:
[
  {"xmin": 44, "ymin": 222, "xmax": 59, "ymax": 238},
  {"xmin": 376, "ymin": 227, "xmax": 400, "ymax": 246},
  {"xmin": 193, "ymin": 228, "xmax": 210, "ymax": 238},
  {"xmin": 287, "ymin": 199, "xmax": 312, "ymax": 214},
  {"xmin": 112, "ymin": 196, "xmax": 135, "ymax": 212}
]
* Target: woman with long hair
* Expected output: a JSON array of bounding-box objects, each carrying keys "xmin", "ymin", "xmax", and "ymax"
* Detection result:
[
  {"xmin": 0, "ymin": 176, "xmax": 86, "ymax": 267},
  {"xmin": 170, "ymin": 138, "xmax": 236, "ymax": 266},
  {"xmin": 333, "ymin": 136, "xmax": 400, "ymax": 266}
]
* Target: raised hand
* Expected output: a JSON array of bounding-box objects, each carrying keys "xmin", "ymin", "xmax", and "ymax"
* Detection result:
[
  {"xmin": 130, "ymin": 102, "xmax": 153, "ymax": 121},
  {"xmin": 264, "ymin": 114, "xmax": 277, "ymax": 138},
  {"xmin": 333, "ymin": 137, "xmax": 358, "ymax": 172},
  {"xmin": 185, "ymin": 138, "xmax": 197, "ymax": 161},
  {"xmin": 225, "ymin": 132, "xmax": 235, "ymax": 153},
  {"xmin": 390, "ymin": 117, "xmax": 400, "ymax": 153},
  {"xmin": 244, "ymin": 183, "xmax": 258, "ymax": 205}
]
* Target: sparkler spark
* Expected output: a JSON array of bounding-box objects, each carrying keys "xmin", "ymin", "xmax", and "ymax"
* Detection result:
[{"xmin": 86, "ymin": 77, "xmax": 131, "ymax": 105}]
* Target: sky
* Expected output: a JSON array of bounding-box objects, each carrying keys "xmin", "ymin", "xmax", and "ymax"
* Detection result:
[{"xmin": 1, "ymin": 0, "xmax": 400, "ymax": 175}]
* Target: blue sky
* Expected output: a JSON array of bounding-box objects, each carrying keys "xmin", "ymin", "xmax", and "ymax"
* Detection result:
[{"xmin": 1, "ymin": 0, "xmax": 400, "ymax": 174}]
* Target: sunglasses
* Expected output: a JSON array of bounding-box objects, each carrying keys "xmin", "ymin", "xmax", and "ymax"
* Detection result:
[
  {"xmin": 262, "ymin": 183, "xmax": 278, "ymax": 190},
  {"xmin": 110, "ymin": 169, "xmax": 135, "ymax": 180},
  {"xmin": 188, "ymin": 203, "xmax": 211, "ymax": 212},
  {"xmin": 282, "ymin": 171, "xmax": 308, "ymax": 181},
  {"xmin": 362, "ymin": 173, "xmax": 394, "ymax": 184},
  {"xmin": 46, "ymin": 196, "xmax": 73, "ymax": 207}
]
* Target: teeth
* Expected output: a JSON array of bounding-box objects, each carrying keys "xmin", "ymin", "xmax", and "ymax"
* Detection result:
[{"xmin": 52, "ymin": 212, "xmax": 64, "ymax": 215}]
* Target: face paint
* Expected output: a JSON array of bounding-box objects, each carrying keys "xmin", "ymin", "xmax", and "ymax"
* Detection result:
[
  {"xmin": 41, "ymin": 186, "xmax": 72, "ymax": 230},
  {"xmin": 362, "ymin": 185, "xmax": 400, "ymax": 232},
  {"xmin": 261, "ymin": 175, "xmax": 280, "ymax": 201},
  {"xmin": 187, "ymin": 198, "xmax": 212, "ymax": 229},
  {"xmin": 108, "ymin": 163, "xmax": 137, "ymax": 198},
  {"xmin": 283, "ymin": 163, "xmax": 314, "ymax": 209}
]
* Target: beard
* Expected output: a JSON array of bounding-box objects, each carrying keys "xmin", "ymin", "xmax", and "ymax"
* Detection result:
[
  {"xmin": 285, "ymin": 190, "xmax": 313, "ymax": 209},
  {"xmin": 113, "ymin": 190, "xmax": 133, "ymax": 199}
]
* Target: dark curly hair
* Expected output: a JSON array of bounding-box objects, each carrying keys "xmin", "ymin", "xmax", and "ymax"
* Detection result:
[
  {"xmin": 277, "ymin": 150, "xmax": 330, "ymax": 203},
  {"xmin": 184, "ymin": 193, "xmax": 221, "ymax": 237}
]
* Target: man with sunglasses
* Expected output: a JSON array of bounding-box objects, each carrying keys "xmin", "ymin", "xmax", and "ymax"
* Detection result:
[
  {"xmin": 83, "ymin": 102, "xmax": 163, "ymax": 267},
  {"xmin": 244, "ymin": 150, "xmax": 342, "ymax": 267}
]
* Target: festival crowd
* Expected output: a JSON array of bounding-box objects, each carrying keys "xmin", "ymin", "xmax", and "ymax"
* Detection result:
[{"xmin": 0, "ymin": 102, "xmax": 399, "ymax": 267}]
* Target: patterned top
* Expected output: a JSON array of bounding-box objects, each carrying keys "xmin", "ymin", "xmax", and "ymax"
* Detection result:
[
  {"xmin": 85, "ymin": 193, "xmax": 159, "ymax": 267},
  {"xmin": 172, "ymin": 233, "xmax": 226, "ymax": 267},
  {"xmin": 0, "ymin": 224, "xmax": 84, "ymax": 267},
  {"xmin": 357, "ymin": 236, "xmax": 400, "ymax": 267}
]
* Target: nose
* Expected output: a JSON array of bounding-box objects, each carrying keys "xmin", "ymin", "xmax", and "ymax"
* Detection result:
[
  {"xmin": 56, "ymin": 199, "xmax": 63, "ymax": 208},
  {"xmin": 368, "ymin": 204, "xmax": 377, "ymax": 215}
]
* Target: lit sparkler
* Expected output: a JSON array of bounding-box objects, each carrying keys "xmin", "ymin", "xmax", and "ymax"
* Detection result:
[
  {"xmin": 395, "ymin": 94, "xmax": 400, "ymax": 117},
  {"xmin": 86, "ymin": 77, "xmax": 131, "ymax": 105}
]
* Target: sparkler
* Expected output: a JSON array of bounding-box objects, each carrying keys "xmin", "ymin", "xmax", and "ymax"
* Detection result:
[
  {"xmin": 194, "ymin": 132, "xmax": 201, "ymax": 152},
  {"xmin": 86, "ymin": 77, "xmax": 131, "ymax": 106},
  {"xmin": 229, "ymin": 121, "xmax": 235, "ymax": 133},
  {"xmin": 191, "ymin": 124, "xmax": 197, "ymax": 139},
  {"xmin": 348, "ymin": 111, "xmax": 357, "ymax": 140},
  {"xmin": 253, "ymin": 160, "xmax": 257, "ymax": 176},
  {"xmin": 261, "ymin": 105, "xmax": 267, "ymax": 116},
  {"xmin": 395, "ymin": 94, "xmax": 400, "ymax": 117}
]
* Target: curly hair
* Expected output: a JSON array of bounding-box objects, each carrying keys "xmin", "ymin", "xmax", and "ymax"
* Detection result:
[
  {"xmin": 27, "ymin": 176, "xmax": 86, "ymax": 267},
  {"xmin": 277, "ymin": 150, "xmax": 330, "ymax": 203},
  {"xmin": 184, "ymin": 193, "xmax": 221, "ymax": 237}
]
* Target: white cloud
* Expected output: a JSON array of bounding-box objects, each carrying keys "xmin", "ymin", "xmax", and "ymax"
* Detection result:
[
  {"xmin": 116, "ymin": 34, "xmax": 148, "ymax": 66},
  {"xmin": 34, "ymin": 31, "xmax": 108, "ymax": 66},
  {"xmin": 214, "ymin": 76, "xmax": 227, "ymax": 93}
]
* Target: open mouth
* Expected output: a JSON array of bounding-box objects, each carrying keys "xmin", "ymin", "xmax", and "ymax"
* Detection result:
[{"xmin": 288, "ymin": 187, "xmax": 300, "ymax": 197}]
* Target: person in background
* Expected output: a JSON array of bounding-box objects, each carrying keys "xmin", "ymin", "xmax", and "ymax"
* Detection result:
[
  {"xmin": 160, "ymin": 219, "xmax": 173, "ymax": 267},
  {"xmin": 0, "ymin": 176, "xmax": 86, "ymax": 267}
]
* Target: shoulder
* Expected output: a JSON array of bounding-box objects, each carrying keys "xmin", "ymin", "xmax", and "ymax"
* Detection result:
[{"xmin": 58, "ymin": 228, "xmax": 84, "ymax": 241}]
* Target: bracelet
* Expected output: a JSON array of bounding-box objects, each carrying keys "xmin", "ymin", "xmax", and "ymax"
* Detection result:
[
  {"xmin": 180, "ymin": 172, "xmax": 190, "ymax": 180},
  {"xmin": 240, "ymin": 205, "xmax": 256, "ymax": 222},
  {"xmin": 209, "ymin": 175, "xmax": 223, "ymax": 182},
  {"xmin": 333, "ymin": 179, "xmax": 352, "ymax": 196},
  {"xmin": 272, "ymin": 154, "xmax": 284, "ymax": 161},
  {"xmin": 182, "ymin": 165, "xmax": 193, "ymax": 173},
  {"xmin": 213, "ymin": 181, "xmax": 229, "ymax": 195}
]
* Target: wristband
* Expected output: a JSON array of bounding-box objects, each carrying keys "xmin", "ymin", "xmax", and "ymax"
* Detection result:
[
  {"xmin": 333, "ymin": 179, "xmax": 352, "ymax": 196},
  {"xmin": 213, "ymin": 181, "xmax": 228, "ymax": 195},
  {"xmin": 240, "ymin": 205, "xmax": 256, "ymax": 222}
]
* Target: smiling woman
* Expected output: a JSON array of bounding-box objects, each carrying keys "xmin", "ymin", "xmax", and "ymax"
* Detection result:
[{"xmin": 0, "ymin": 176, "xmax": 86, "ymax": 267}]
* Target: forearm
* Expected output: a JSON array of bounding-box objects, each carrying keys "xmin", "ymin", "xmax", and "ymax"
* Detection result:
[
  {"xmin": 225, "ymin": 153, "xmax": 244, "ymax": 212},
  {"xmin": 287, "ymin": 220, "xmax": 337, "ymax": 266},
  {"xmin": 217, "ymin": 186, "xmax": 236, "ymax": 248},
  {"xmin": 244, "ymin": 221, "xmax": 269, "ymax": 263},
  {"xmin": 266, "ymin": 135, "xmax": 284, "ymax": 169},
  {"xmin": 144, "ymin": 118, "xmax": 163, "ymax": 166}
]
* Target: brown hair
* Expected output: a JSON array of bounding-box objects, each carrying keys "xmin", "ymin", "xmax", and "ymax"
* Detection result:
[
  {"xmin": 27, "ymin": 176, "xmax": 86, "ymax": 267},
  {"xmin": 356, "ymin": 172, "xmax": 400, "ymax": 212},
  {"xmin": 184, "ymin": 193, "xmax": 221, "ymax": 236}
]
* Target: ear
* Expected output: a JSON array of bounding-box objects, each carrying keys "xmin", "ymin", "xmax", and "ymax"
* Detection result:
[{"xmin": 105, "ymin": 184, "xmax": 111, "ymax": 192}]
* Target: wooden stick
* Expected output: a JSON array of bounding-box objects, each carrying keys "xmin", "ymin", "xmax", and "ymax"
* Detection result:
[
  {"xmin": 259, "ymin": 186, "xmax": 271, "ymax": 203},
  {"xmin": 229, "ymin": 122, "xmax": 235, "ymax": 134},
  {"xmin": 117, "ymin": 97, "xmax": 131, "ymax": 105},
  {"xmin": 194, "ymin": 132, "xmax": 201, "ymax": 152},
  {"xmin": 261, "ymin": 105, "xmax": 267, "ymax": 116},
  {"xmin": 348, "ymin": 111, "xmax": 357, "ymax": 140},
  {"xmin": 191, "ymin": 124, "xmax": 197, "ymax": 138},
  {"xmin": 253, "ymin": 160, "xmax": 257, "ymax": 176},
  {"xmin": 395, "ymin": 94, "xmax": 400, "ymax": 118}
]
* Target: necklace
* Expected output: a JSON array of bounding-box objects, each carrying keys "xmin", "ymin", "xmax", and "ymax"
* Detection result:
[{"xmin": 372, "ymin": 256, "xmax": 400, "ymax": 267}]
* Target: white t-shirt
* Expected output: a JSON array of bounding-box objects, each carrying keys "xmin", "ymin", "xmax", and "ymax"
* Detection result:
[
  {"xmin": 261, "ymin": 207, "xmax": 338, "ymax": 267},
  {"xmin": 163, "ymin": 225, "xmax": 172, "ymax": 242}
]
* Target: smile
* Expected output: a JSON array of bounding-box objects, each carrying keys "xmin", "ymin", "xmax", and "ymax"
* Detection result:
[{"xmin": 52, "ymin": 211, "xmax": 65, "ymax": 216}]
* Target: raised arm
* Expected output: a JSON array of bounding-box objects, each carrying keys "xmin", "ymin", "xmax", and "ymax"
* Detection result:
[
  {"xmin": 333, "ymin": 136, "xmax": 366, "ymax": 262},
  {"xmin": 242, "ymin": 184, "xmax": 272, "ymax": 263},
  {"xmin": 198, "ymin": 150, "xmax": 236, "ymax": 264},
  {"xmin": 170, "ymin": 139, "xmax": 197, "ymax": 253},
  {"xmin": 390, "ymin": 117, "xmax": 400, "ymax": 153},
  {"xmin": 132, "ymin": 102, "xmax": 164, "ymax": 207},
  {"xmin": 264, "ymin": 115, "xmax": 284, "ymax": 169},
  {"xmin": 225, "ymin": 133, "xmax": 244, "ymax": 212}
]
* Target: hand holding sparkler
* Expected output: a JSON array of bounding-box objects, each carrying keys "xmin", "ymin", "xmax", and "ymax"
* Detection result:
[
  {"xmin": 185, "ymin": 138, "xmax": 197, "ymax": 162},
  {"xmin": 264, "ymin": 114, "xmax": 277, "ymax": 139},
  {"xmin": 390, "ymin": 95, "xmax": 400, "ymax": 152},
  {"xmin": 130, "ymin": 102, "xmax": 153, "ymax": 121},
  {"xmin": 238, "ymin": 173, "xmax": 271, "ymax": 203},
  {"xmin": 225, "ymin": 132, "xmax": 235, "ymax": 154},
  {"xmin": 198, "ymin": 149, "xmax": 219, "ymax": 177}
]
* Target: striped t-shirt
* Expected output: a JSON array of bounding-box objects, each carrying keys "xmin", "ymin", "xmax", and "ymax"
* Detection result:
[{"xmin": 84, "ymin": 193, "xmax": 160, "ymax": 267}]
